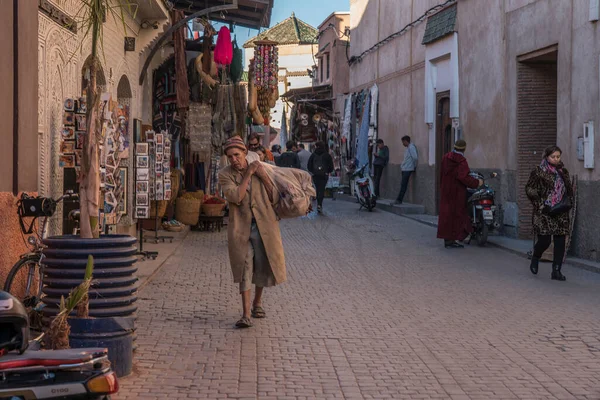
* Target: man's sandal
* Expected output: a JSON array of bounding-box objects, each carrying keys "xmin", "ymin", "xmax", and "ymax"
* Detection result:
[
  {"xmin": 235, "ymin": 317, "xmax": 253, "ymax": 328},
  {"xmin": 251, "ymin": 306, "xmax": 266, "ymax": 319}
]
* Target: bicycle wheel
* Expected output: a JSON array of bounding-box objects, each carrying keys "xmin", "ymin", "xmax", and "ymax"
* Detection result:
[{"xmin": 3, "ymin": 255, "xmax": 43, "ymax": 307}]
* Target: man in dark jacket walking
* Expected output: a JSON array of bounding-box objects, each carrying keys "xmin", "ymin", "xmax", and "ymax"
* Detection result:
[
  {"xmin": 437, "ymin": 140, "xmax": 483, "ymax": 249},
  {"xmin": 372, "ymin": 139, "xmax": 389, "ymax": 198},
  {"xmin": 308, "ymin": 141, "xmax": 334, "ymax": 213},
  {"xmin": 276, "ymin": 140, "xmax": 301, "ymax": 169}
]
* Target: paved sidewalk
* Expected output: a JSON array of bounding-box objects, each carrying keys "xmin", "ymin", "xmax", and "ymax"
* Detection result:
[{"xmin": 117, "ymin": 201, "xmax": 600, "ymax": 400}]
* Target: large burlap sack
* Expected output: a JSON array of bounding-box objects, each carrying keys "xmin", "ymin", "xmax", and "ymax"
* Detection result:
[{"xmin": 263, "ymin": 163, "xmax": 316, "ymax": 219}]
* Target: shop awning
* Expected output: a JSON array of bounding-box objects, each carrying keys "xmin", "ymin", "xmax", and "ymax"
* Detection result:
[
  {"xmin": 281, "ymin": 84, "xmax": 333, "ymax": 103},
  {"xmin": 170, "ymin": 0, "xmax": 273, "ymax": 30}
]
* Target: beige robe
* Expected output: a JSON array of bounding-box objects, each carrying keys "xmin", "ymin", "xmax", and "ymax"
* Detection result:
[{"xmin": 218, "ymin": 165, "xmax": 286, "ymax": 285}]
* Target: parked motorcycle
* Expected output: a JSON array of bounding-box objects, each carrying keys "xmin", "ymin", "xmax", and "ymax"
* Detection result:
[
  {"xmin": 466, "ymin": 171, "xmax": 500, "ymax": 246},
  {"xmin": 349, "ymin": 163, "xmax": 376, "ymax": 212},
  {"xmin": 0, "ymin": 291, "xmax": 119, "ymax": 399}
]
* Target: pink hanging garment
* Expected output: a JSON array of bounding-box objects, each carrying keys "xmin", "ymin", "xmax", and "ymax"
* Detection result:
[{"xmin": 214, "ymin": 26, "xmax": 233, "ymax": 66}]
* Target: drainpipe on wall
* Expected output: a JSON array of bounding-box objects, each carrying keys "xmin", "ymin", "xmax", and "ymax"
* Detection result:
[{"xmin": 12, "ymin": 0, "xmax": 18, "ymax": 195}]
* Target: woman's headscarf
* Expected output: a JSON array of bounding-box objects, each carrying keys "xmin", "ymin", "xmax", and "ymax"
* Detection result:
[{"xmin": 540, "ymin": 159, "xmax": 565, "ymax": 207}]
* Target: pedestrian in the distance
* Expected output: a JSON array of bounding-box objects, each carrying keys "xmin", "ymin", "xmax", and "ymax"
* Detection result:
[
  {"xmin": 437, "ymin": 140, "xmax": 483, "ymax": 249},
  {"xmin": 218, "ymin": 137, "xmax": 287, "ymax": 328},
  {"xmin": 392, "ymin": 136, "xmax": 418, "ymax": 205},
  {"xmin": 255, "ymin": 146, "xmax": 275, "ymax": 165},
  {"xmin": 248, "ymin": 134, "xmax": 274, "ymax": 162},
  {"xmin": 526, "ymin": 145, "xmax": 573, "ymax": 281},
  {"xmin": 372, "ymin": 139, "xmax": 389, "ymax": 199},
  {"xmin": 276, "ymin": 140, "xmax": 301, "ymax": 169},
  {"xmin": 271, "ymin": 144, "xmax": 282, "ymax": 162},
  {"xmin": 307, "ymin": 141, "xmax": 334, "ymax": 213},
  {"xmin": 297, "ymin": 143, "xmax": 312, "ymax": 171}
]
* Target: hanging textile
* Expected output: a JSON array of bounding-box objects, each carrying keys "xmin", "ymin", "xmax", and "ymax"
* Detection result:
[
  {"xmin": 280, "ymin": 105, "xmax": 288, "ymax": 147},
  {"xmin": 369, "ymin": 84, "xmax": 379, "ymax": 129},
  {"xmin": 214, "ymin": 27, "xmax": 233, "ymax": 66},
  {"xmin": 356, "ymin": 93, "xmax": 371, "ymax": 172},
  {"xmin": 349, "ymin": 94, "xmax": 357, "ymax": 159},
  {"xmin": 209, "ymin": 155, "xmax": 220, "ymax": 195},
  {"xmin": 171, "ymin": 10, "xmax": 190, "ymax": 110},
  {"xmin": 230, "ymin": 39, "xmax": 243, "ymax": 83},
  {"xmin": 342, "ymin": 96, "xmax": 352, "ymax": 140}
]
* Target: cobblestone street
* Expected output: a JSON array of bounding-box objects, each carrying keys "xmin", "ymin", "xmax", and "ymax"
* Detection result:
[{"xmin": 117, "ymin": 201, "xmax": 600, "ymax": 400}]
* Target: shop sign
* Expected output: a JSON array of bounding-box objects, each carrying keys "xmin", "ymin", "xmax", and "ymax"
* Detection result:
[{"xmin": 38, "ymin": 0, "xmax": 77, "ymax": 34}]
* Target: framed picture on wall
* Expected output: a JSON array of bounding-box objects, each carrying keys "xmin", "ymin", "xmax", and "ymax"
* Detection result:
[
  {"xmin": 136, "ymin": 206, "xmax": 149, "ymax": 219},
  {"xmin": 135, "ymin": 142, "xmax": 148, "ymax": 155}
]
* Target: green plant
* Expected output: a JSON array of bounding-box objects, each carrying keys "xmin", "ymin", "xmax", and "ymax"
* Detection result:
[{"xmin": 47, "ymin": 255, "xmax": 95, "ymax": 350}]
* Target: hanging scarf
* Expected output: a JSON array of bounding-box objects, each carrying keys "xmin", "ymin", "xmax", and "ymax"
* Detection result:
[{"xmin": 540, "ymin": 159, "xmax": 565, "ymax": 207}]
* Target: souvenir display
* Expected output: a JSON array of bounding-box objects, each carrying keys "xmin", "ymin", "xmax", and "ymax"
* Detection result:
[
  {"xmin": 59, "ymin": 155, "xmax": 75, "ymax": 168},
  {"xmin": 75, "ymin": 131, "xmax": 85, "ymax": 149},
  {"xmin": 60, "ymin": 98, "xmax": 86, "ymax": 169},
  {"xmin": 253, "ymin": 41, "xmax": 278, "ymax": 90},
  {"xmin": 64, "ymin": 98, "xmax": 75, "ymax": 112},
  {"xmin": 135, "ymin": 206, "xmax": 149, "ymax": 219},
  {"xmin": 137, "ymin": 155, "xmax": 149, "ymax": 168},
  {"xmin": 60, "ymin": 141, "xmax": 75, "ymax": 154},
  {"xmin": 135, "ymin": 142, "xmax": 148, "ymax": 155}
]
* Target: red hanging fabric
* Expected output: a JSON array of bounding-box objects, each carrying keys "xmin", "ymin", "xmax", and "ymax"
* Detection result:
[{"xmin": 214, "ymin": 26, "xmax": 233, "ymax": 66}]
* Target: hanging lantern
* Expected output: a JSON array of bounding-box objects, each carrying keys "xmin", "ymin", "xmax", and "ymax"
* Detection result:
[{"xmin": 214, "ymin": 26, "xmax": 233, "ymax": 66}]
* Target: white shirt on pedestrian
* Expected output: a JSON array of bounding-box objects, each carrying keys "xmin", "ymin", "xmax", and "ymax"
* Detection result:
[{"xmin": 401, "ymin": 143, "xmax": 418, "ymax": 172}]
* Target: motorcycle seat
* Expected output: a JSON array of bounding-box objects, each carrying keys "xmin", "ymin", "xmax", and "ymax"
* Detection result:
[{"xmin": 0, "ymin": 348, "xmax": 107, "ymax": 370}]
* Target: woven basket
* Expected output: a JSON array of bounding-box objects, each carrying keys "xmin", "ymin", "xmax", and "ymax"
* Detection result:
[
  {"xmin": 149, "ymin": 200, "xmax": 168, "ymax": 219},
  {"xmin": 202, "ymin": 203, "xmax": 225, "ymax": 216},
  {"xmin": 187, "ymin": 190, "xmax": 204, "ymax": 200},
  {"xmin": 175, "ymin": 197, "xmax": 202, "ymax": 225}
]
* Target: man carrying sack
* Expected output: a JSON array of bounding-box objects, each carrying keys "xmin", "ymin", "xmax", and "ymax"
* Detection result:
[{"xmin": 218, "ymin": 137, "xmax": 286, "ymax": 328}]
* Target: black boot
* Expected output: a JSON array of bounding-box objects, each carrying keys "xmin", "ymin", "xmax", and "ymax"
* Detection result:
[
  {"xmin": 529, "ymin": 256, "xmax": 540, "ymax": 275},
  {"xmin": 551, "ymin": 264, "xmax": 566, "ymax": 281}
]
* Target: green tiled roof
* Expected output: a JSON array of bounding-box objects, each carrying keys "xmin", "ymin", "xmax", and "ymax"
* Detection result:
[
  {"xmin": 243, "ymin": 12, "xmax": 318, "ymax": 48},
  {"xmin": 422, "ymin": 4, "xmax": 457, "ymax": 45}
]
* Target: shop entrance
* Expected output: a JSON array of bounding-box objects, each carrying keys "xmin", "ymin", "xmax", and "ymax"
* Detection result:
[
  {"xmin": 516, "ymin": 47, "xmax": 558, "ymax": 238},
  {"xmin": 435, "ymin": 91, "xmax": 452, "ymax": 214}
]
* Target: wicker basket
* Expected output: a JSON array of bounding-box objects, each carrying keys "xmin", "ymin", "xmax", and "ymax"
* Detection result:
[
  {"xmin": 201, "ymin": 203, "xmax": 225, "ymax": 217},
  {"xmin": 175, "ymin": 197, "xmax": 202, "ymax": 225},
  {"xmin": 149, "ymin": 200, "xmax": 168, "ymax": 219}
]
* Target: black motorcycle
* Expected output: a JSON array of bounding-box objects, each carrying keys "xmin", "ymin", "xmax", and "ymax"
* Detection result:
[{"xmin": 466, "ymin": 172, "xmax": 500, "ymax": 246}]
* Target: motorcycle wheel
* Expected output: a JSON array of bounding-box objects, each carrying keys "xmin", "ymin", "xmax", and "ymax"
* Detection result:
[{"xmin": 477, "ymin": 224, "xmax": 489, "ymax": 246}]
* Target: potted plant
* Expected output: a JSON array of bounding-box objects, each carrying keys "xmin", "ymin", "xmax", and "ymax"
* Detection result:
[{"xmin": 46, "ymin": 256, "xmax": 135, "ymax": 378}]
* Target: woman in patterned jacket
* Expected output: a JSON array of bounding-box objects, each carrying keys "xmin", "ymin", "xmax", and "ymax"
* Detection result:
[{"xmin": 525, "ymin": 146, "xmax": 574, "ymax": 281}]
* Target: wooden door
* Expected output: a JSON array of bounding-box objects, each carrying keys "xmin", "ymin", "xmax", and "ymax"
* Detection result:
[{"xmin": 435, "ymin": 92, "xmax": 452, "ymax": 213}]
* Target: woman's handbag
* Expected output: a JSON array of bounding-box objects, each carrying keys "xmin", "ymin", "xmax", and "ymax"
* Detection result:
[{"xmin": 544, "ymin": 196, "xmax": 572, "ymax": 216}]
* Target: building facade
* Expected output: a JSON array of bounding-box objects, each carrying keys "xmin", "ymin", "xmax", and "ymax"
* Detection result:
[
  {"xmin": 315, "ymin": 12, "xmax": 350, "ymax": 115},
  {"xmin": 349, "ymin": 0, "xmax": 600, "ymax": 261}
]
